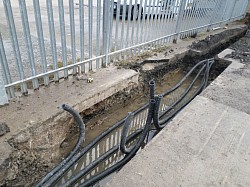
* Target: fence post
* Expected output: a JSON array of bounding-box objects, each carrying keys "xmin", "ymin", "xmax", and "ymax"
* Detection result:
[
  {"xmin": 0, "ymin": 74, "xmax": 8, "ymax": 106},
  {"xmin": 173, "ymin": 0, "xmax": 188, "ymax": 43},
  {"xmin": 103, "ymin": 0, "xmax": 110, "ymax": 67}
]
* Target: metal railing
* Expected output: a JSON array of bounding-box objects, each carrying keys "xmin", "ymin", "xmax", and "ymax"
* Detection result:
[
  {"xmin": 0, "ymin": 0, "xmax": 248, "ymax": 102},
  {"xmin": 35, "ymin": 58, "xmax": 214, "ymax": 187}
]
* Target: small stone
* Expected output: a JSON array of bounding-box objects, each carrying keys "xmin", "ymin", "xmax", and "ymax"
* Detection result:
[
  {"xmin": 0, "ymin": 122, "xmax": 10, "ymax": 136},
  {"xmin": 87, "ymin": 77, "xmax": 94, "ymax": 83},
  {"xmin": 60, "ymin": 141, "xmax": 69, "ymax": 148}
]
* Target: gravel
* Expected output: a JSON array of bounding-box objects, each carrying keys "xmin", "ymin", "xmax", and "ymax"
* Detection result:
[{"xmin": 225, "ymin": 30, "xmax": 250, "ymax": 64}]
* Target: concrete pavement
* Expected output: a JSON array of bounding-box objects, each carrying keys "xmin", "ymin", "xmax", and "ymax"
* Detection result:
[{"xmin": 106, "ymin": 51, "xmax": 250, "ymax": 186}]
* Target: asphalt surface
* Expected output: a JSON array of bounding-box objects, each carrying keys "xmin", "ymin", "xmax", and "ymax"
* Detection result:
[{"xmin": 0, "ymin": 0, "xmax": 211, "ymax": 82}]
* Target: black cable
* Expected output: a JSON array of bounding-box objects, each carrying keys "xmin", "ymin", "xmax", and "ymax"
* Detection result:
[
  {"xmin": 78, "ymin": 99, "xmax": 156, "ymax": 187},
  {"xmin": 37, "ymin": 58, "xmax": 215, "ymax": 187},
  {"xmin": 35, "ymin": 104, "xmax": 85, "ymax": 187},
  {"xmin": 41, "ymin": 79, "xmax": 155, "ymax": 186},
  {"xmin": 120, "ymin": 112, "xmax": 136, "ymax": 154},
  {"xmin": 61, "ymin": 129, "xmax": 143, "ymax": 187}
]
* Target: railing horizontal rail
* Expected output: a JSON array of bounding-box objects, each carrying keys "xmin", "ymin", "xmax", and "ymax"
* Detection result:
[{"xmin": 0, "ymin": 0, "xmax": 248, "ymax": 101}]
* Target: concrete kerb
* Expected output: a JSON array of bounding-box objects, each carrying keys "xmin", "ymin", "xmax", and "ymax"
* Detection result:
[{"xmin": 0, "ymin": 23, "xmax": 248, "ymax": 185}]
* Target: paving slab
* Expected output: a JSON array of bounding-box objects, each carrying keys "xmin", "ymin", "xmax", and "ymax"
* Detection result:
[
  {"xmin": 106, "ymin": 95, "xmax": 250, "ymax": 187},
  {"xmin": 202, "ymin": 60, "xmax": 250, "ymax": 115}
]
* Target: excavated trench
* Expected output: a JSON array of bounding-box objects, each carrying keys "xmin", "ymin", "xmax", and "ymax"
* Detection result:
[
  {"xmin": 52, "ymin": 27, "xmax": 248, "ymax": 187},
  {"xmin": 52, "ymin": 60, "xmax": 230, "ymax": 187},
  {"xmin": 60, "ymin": 58, "xmax": 228, "ymax": 154},
  {"xmin": 3, "ymin": 21, "xmax": 249, "ymax": 186}
]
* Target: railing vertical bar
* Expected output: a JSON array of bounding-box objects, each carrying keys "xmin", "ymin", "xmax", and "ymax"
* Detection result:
[
  {"xmin": 19, "ymin": 0, "xmax": 39, "ymax": 90},
  {"xmin": 144, "ymin": 0, "xmax": 151, "ymax": 44},
  {"xmin": 181, "ymin": 0, "xmax": 190, "ymax": 38},
  {"xmin": 200, "ymin": 0, "xmax": 209, "ymax": 28},
  {"xmin": 119, "ymin": 0, "xmax": 127, "ymax": 60},
  {"xmin": 88, "ymin": 0, "xmax": 93, "ymax": 71},
  {"xmin": 0, "ymin": 71, "xmax": 8, "ymax": 105},
  {"xmin": 124, "ymin": 0, "xmax": 133, "ymax": 59},
  {"xmin": 144, "ymin": 0, "xmax": 153, "ymax": 51},
  {"xmin": 46, "ymin": 0, "xmax": 59, "ymax": 82},
  {"xmin": 154, "ymin": 0, "xmax": 161, "ymax": 47},
  {"xmin": 162, "ymin": 0, "xmax": 172, "ymax": 40},
  {"xmin": 130, "ymin": 0, "xmax": 138, "ymax": 56},
  {"xmin": 228, "ymin": 0, "xmax": 238, "ymax": 23},
  {"xmin": 186, "ymin": 0, "xmax": 197, "ymax": 38},
  {"xmin": 69, "ymin": 0, "xmax": 77, "ymax": 75},
  {"xmin": 195, "ymin": 0, "xmax": 205, "ymax": 35},
  {"xmin": 79, "ymin": 0, "xmax": 85, "ymax": 73},
  {"xmin": 207, "ymin": 0, "xmax": 220, "ymax": 31},
  {"xmin": 242, "ymin": 0, "xmax": 249, "ymax": 17},
  {"xmin": 0, "ymin": 32, "xmax": 15, "ymax": 98},
  {"xmin": 218, "ymin": 0, "xmax": 228, "ymax": 25},
  {"xmin": 33, "ymin": 0, "xmax": 49, "ymax": 85},
  {"xmin": 178, "ymin": 2, "xmax": 185, "ymax": 39},
  {"xmin": 157, "ymin": 0, "xmax": 164, "ymax": 46},
  {"xmin": 136, "ymin": 0, "xmax": 144, "ymax": 55},
  {"xmin": 161, "ymin": 0, "xmax": 167, "ymax": 44},
  {"xmin": 150, "ymin": 0, "xmax": 157, "ymax": 49},
  {"xmin": 96, "ymin": 0, "xmax": 101, "ymax": 69},
  {"xmin": 139, "ymin": 0, "xmax": 148, "ymax": 54},
  {"xmin": 3, "ymin": 0, "xmax": 27, "ymax": 94},
  {"xmin": 103, "ymin": 0, "xmax": 110, "ymax": 67},
  {"xmin": 201, "ymin": 0, "xmax": 211, "ymax": 32},
  {"xmin": 173, "ymin": 0, "xmax": 188, "ymax": 43},
  {"xmin": 113, "ymin": 0, "xmax": 121, "ymax": 63},
  {"xmin": 58, "ymin": 0, "xmax": 68, "ymax": 78},
  {"xmin": 109, "ymin": 0, "xmax": 115, "ymax": 59}
]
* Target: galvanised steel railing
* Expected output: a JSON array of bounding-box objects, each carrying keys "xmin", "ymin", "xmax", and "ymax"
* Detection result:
[
  {"xmin": 0, "ymin": 0, "xmax": 248, "ymax": 102},
  {"xmin": 35, "ymin": 58, "xmax": 214, "ymax": 187}
]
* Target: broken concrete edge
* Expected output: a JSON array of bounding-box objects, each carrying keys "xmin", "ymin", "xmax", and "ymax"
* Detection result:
[
  {"xmin": 0, "ymin": 68, "xmax": 139, "ymax": 185},
  {"xmin": 0, "ymin": 24, "xmax": 248, "ymax": 185}
]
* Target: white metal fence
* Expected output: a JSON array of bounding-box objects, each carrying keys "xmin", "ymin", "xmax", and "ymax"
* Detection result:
[{"xmin": 0, "ymin": 0, "xmax": 249, "ymax": 103}]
